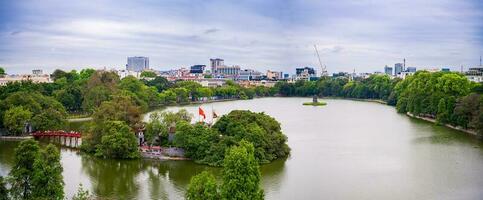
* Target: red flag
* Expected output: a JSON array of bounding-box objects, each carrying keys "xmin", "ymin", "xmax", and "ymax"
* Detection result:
[{"xmin": 199, "ymin": 107, "xmax": 206, "ymax": 119}]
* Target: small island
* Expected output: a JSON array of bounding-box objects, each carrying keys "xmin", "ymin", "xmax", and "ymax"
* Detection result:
[{"xmin": 303, "ymin": 95, "xmax": 327, "ymax": 106}]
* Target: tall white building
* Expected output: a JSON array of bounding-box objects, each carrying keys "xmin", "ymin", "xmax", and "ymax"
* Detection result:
[
  {"xmin": 126, "ymin": 57, "xmax": 149, "ymax": 72},
  {"xmin": 210, "ymin": 58, "xmax": 224, "ymax": 74}
]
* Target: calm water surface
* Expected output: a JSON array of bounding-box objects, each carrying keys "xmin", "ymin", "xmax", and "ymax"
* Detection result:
[{"xmin": 1, "ymin": 98, "xmax": 483, "ymax": 199}]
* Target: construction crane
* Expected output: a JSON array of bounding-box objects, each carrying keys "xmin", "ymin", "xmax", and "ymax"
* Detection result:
[{"xmin": 314, "ymin": 45, "xmax": 328, "ymax": 76}]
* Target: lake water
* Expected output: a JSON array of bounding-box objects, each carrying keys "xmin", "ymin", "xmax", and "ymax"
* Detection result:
[{"xmin": 1, "ymin": 98, "xmax": 483, "ymax": 199}]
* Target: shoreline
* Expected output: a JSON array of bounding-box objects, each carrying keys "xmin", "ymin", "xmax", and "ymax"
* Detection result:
[
  {"xmin": 322, "ymin": 96, "xmax": 387, "ymax": 104},
  {"xmin": 0, "ymin": 136, "xmax": 33, "ymax": 141},
  {"xmin": 406, "ymin": 112, "xmax": 479, "ymax": 137}
]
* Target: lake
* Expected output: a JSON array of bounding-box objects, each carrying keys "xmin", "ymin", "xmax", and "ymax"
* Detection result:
[{"xmin": 1, "ymin": 98, "xmax": 483, "ymax": 199}]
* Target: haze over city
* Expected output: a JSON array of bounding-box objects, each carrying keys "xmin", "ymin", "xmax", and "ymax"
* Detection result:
[{"xmin": 0, "ymin": 0, "xmax": 482, "ymax": 74}]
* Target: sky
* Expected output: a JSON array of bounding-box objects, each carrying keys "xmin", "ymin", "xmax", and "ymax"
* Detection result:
[{"xmin": 0, "ymin": 0, "xmax": 482, "ymax": 74}]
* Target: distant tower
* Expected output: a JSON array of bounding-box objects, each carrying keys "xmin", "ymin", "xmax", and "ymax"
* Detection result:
[{"xmin": 403, "ymin": 58, "xmax": 406, "ymax": 71}]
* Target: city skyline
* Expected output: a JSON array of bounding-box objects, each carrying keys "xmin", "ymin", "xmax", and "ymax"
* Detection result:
[{"xmin": 1, "ymin": 0, "xmax": 482, "ymax": 74}]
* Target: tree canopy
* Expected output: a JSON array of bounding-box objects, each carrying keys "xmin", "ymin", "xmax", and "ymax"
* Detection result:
[
  {"xmin": 175, "ymin": 110, "xmax": 290, "ymax": 166},
  {"xmin": 185, "ymin": 141, "xmax": 264, "ymax": 200},
  {"xmin": 94, "ymin": 121, "xmax": 140, "ymax": 159},
  {"xmin": 186, "ymin": 171, "xmax": 219, "ymax": 200},
  {"xmin": 7, "ymin": 140, "xmax": 64, "ymax": 200}
]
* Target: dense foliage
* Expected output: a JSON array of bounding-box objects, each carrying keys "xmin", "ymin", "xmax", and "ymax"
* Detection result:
[
  {"xmin": 186, "ymin": 171, "xmax": 219, "ymax": 200},
  {"xmin": 394, "ymin": 71, "xmax": 482, "ymax": 134},
  {"xmin": 221, "ymin": 141, "xmax": 264, "ymax": 200},
  {"xmin": 186, "ymin": 141, "xmax": 264, "ymax": 200},
  {"xmin": 0, "ymin": 176, "xmax": 8, "ymax": 200},
  {"xmin": 174, "ymin": 110, "xmax": 290, "ymax": 166},
  {"xmin": 0, "ymin": 91, "xmax": 67, "ymax": 135},
  {"xmin": 6, "ymin": 140, "xmax": 64, "ymax": 200},
  {"xmin": 144, "ymin": 109, "xmax": 192, "ymax": 146},
  {"xmin": 275, "ymin": 75, "xmax": 400, "ymax": 102},
  {"xmin": 93, "ymin": 121, "xmax": 140, "ymax": 159}
]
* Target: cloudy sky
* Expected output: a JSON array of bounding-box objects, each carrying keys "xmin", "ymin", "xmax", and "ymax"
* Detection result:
[{"xmin": 0, "ymin": 0, "xmax": 482, "ymax": 74}]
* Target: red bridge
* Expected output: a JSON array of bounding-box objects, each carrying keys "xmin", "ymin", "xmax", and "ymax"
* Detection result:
[
  {"xmin": 31, "ymin": 130, "xmax": 82, "ymax": 147},
  {"xmin": 32, "ymin": 130, "xmax": 82, "ymax": 138}
]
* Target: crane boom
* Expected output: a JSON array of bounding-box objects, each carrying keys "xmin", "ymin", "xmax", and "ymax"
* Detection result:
[{"xmin": 314, "ymin": 45, "xmax": 327, "ymax": 76}]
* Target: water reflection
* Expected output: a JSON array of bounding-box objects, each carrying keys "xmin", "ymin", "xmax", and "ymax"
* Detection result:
[{"xmin": 81, "ymin": 156, "xmax": 144, "ymax": 199}]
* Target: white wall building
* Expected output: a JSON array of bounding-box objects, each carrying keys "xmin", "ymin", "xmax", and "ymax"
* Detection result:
[
  {"xmin": 117, "ymin": 69, "xmax": 141, "ymax": 79},
  {"xmin": 0, "ymin": 74, "xmax": 52, "ymax": 86}
]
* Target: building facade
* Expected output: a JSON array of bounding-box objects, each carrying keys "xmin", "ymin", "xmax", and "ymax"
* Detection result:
[
  {"xmin": 215, "ymin": 65, "xmax": 240, "ymax": 77},
  {"xmin": 465, "ymin": 67, "xmax": 483, "ymax": 82},
  {"xmin": 0, "ymin": 74, "xmax": 52, "ymax": 86},
  {"xmin": 266, "ymin": 70, "xmax": 283, "ymax": 80},
  {"xmin": 190, "ymin": 65, "xmax": 206, "ymax": 74},
  {"xmin": 238, "ymin": 69, "xmax": 263, "ymax": 81},
  {"xmin": 394, "ymin": 63, "xmax": 404, "ymax": 75},
  {"xmin": 210, "ymin": 58, "xmax": 224, "ymax": 74},
  {"xmin": 295, "ymin": 67, "xmax": 316, "ymax": 80},
  {"xmin": 126, "ymin": 56, "xmax": 149, "ymax": 72},
  {"xmin": 406, "ymin": 67, "xmax": 416, "ymax": 72},
  {"xmin": 384, "ymin": 65, "xmax": 393, "ymax": 75}
]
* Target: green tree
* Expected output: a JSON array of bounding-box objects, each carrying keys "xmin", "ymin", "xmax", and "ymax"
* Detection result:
[
  {"xmin": 53, "ymin": 84, "xmax": 83, "ymax": 112},
  {"xmin": 454, "ymin": 94, "xmax": 481, "ymax": 129},
  {"xmin": 145, "ymin": 76, "xmax": 172, "ymax": 92},
  {"xmin": 144, "ymin": 112, "xmax": 166, "ymax": 146},
  {"xmin": 140, "ymin": 71, "xmax": 157, "ymax": 78},
  {"xmin": 51, "ymin": 69, "xmax": 68, "ymax": 81},
  {"xmin": 221, "ymin": 141, "xmax": 264, "ymax": 200},
  {"xmin": 174, "ymin": 87, "xmax": 190, "ymax": 103},
  {"xmin": 436, "ymin": 98, "xmax": 448, "ymax": 124},
  {"xmin": 79, "ymin": 68, "xmax": 96, "ymax": 81},
  {"xmin": 82, "ymin": 71, "xmax": 119, "ymax": 112},
  {"xmin": 31, "ymin": 144, "xmax": 64, "ymax": 200},
  {"xmin": 160, "ymin": 90, "xmax": 177, "ymax": 105},
  {"xmin": 186, "ymin": 171, "xmax": 219, "ymax": 200},
  {"xmin": 94, "ymin": 121, "xmax": 140, "ymax": 159},
  {"xmin": 0, "ymin": 176, "xmax": 8, "ymax": 200},
  {"xmin": 31, "ymin": 108, "xmax": 67, "ymax": 131},
  {"xmin": 3, "ymin": 106, "xmax": 32, "ymax": 135},
  {"xmin": 92, "ymin": 94, "xmax": 142, "ymax": 129},
  {"xmin": 8, "ymin": 140, "xmax": 40, "ymax": 199},
  {"xmin": 147, "ymin": 109, "xmax": 192, "ymax": 145},
  {"xmin": 0, "ymin": 67, "xmax": 5, "ymax": 75}
]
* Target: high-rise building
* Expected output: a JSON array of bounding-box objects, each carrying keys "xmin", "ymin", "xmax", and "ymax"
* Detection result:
[
  {"xmin": 210, "ymin": 58, "xmax": 224, "ymax": 74},
  {"xmin": 216, "ymin": 65, "xmax": 240, "ymax": 77},
  {"xmin": 126, "ymin": 57, "xmax": 149, "ymax": 72},
  {"xmin": 266, "ymin": 70, "xmax": 283, "ymax": 80},
  {"xmin": 295, "ymin": 67, "xmax": 316, "ymax": 80},
  {"xmin": 296, "ymin": 67, "xmax": 316, "ymax": 76},
  {"xmin": 406, "ymin": 67, "xmax": 416, "ymax": 72},
  {"xmin": 394, "ymin": 63, "xmax": 404, "ymax": 75},
  {"xmin": 384, "ymin": 65, "xmax": 393, "ymax": 75},
  {"xmin": 239, "ymin": 69, "xmax": 262, "ymax": 81},
  {"xmin": 32, "ymin": 69, "xmax": 43, "ymax": 76},
  {"xmin": 190, "ymin": 65, "xmax": 206, "ymax": 74}
]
